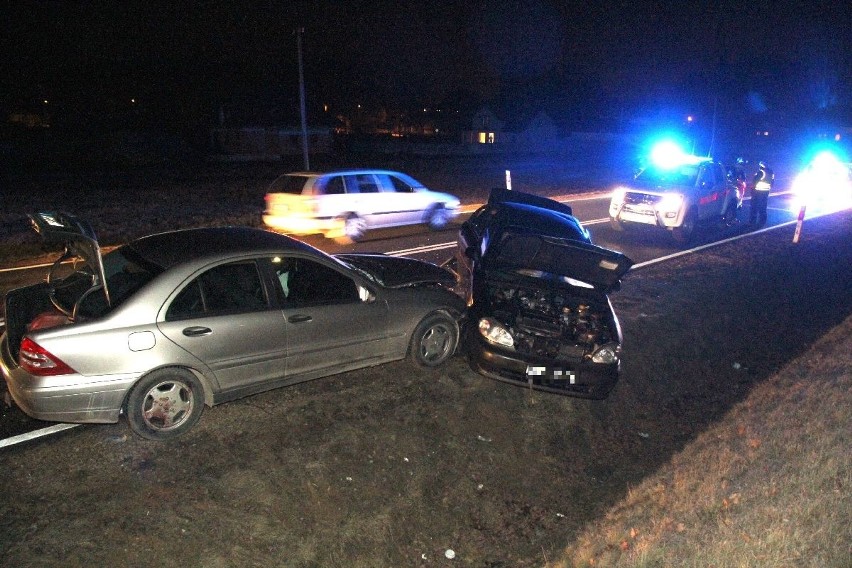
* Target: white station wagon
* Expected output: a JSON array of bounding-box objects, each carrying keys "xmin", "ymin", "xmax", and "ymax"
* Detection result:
[{"xmin": 263, "ymin": 169, "xmax": 461, "ymax": 242}]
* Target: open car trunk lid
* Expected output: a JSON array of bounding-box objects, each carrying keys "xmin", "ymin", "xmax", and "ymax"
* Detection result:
[
  {"xmin": 2, "ymin": 213, "xmax": 107, "ymax": 360},
  {"xmin": 29, "ymin": 211, "xmax": 110, "ymax": 306}
]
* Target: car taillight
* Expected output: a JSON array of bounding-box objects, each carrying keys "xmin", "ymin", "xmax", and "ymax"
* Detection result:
[{"xmin": 18, "ymin": 337, "xmax": 77, "ymax": 376}]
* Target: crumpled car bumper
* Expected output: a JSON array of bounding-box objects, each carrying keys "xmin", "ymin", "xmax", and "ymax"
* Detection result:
[{"xmin": 465, "ymin": 332, "xmax": 619, "ymax": 399}]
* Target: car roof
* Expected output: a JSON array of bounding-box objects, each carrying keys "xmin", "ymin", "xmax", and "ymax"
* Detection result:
[
  {"xmin": 125, "ymin": 227, "xmax": 320, "ymax": 269},
  {"xmin": 284, "ymin": 170, "xmax": 425, "ymax": 183},
  {"xmin": 286, "ymin": 169, "xmax": 410, "ymax": 176}
]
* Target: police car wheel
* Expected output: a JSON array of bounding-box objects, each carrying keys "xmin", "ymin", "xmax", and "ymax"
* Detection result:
[
  {"xmin": 609, "ymin": 217, "xmax": 624, "ymax": 231},
  {"xmin": 672, "ymin": 207, "xmax": 697, "ymax": 244}
]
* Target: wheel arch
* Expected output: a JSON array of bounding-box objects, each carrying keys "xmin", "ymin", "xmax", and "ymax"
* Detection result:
[
  {"xmin": 121, "ymin": 364, "xmax": 216, "ymax": 412},
  {"xmin": 407, "ymin": 308, "xmax": 462, "ymax": 357}
]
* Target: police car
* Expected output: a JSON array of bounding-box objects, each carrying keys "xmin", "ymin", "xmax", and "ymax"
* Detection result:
[{"xmin": 608, "ymin": 149, "xmax": 742, "ymax": 244}]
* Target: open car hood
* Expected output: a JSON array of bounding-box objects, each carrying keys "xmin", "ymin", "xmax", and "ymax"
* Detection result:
[
  {"xmin": 29, "ymin": 211, "xmax": 110, "ymax": 305},
  {"xmin": 484, "ymin": 229, "xmax": 633, "ymax": 292},
  {"xmin": 335, "ymin": 253, "xmax": 456, "ymax": 289}
]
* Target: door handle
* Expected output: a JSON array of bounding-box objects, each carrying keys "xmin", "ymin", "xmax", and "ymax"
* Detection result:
[
  {"xmin": 182, "ymin": 326, "xmax": 213, "ymax": 337},
  {"xmin": 287, "ymin": 314, "xmax": 312, "ymax": 323}
]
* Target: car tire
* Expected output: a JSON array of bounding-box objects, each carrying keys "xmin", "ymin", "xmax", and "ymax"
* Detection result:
[
  {"xmin": 672, "ymin": 207, "xmax": 697, "ymax": 244},
  {"xmin": 722, "ymin": 203, "xmax": 738, "ymax": 227},
  {"xmin": 609, "ymin": 217, "xmax": 624, "ymax": 231},
  {"xmin": 426, "ymin": 205, "xmax": 450, "ymax": 230},
  {"xmin": 336, "ymin": 213, "xmax": 366, "ymax": 243},
  {"xmin": 409, "ymin": 312, "xmax": 459, "ymax": 367},
  {"xmin": 125, "ymin": 368, "xmax": 205, "ymax": 441}
]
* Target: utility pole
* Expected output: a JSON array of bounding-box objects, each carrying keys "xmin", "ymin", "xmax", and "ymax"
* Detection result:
[{"xmin": 296, "ymin": 27, "xmax": 310, "ymax": 170}]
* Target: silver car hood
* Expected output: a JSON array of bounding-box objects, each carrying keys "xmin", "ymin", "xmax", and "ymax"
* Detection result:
[
  {"xmin": 335, "ymin": 254, "xmax": 456, "ymax": 289},
  {"xmin": 29, "ymin": 212, "xmax": 110, "ymax": 305}
]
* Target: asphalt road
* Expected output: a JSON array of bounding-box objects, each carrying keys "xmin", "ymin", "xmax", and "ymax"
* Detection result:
[{"xmin": 0, "ymin": 189, "xmax": 835, "ymax": 445}]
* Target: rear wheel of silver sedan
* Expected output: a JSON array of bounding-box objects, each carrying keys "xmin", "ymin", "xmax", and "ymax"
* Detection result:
[
  {"xmin": 410, "ymin": 313, "xmax": 458, "ymax": 367},
  {"xmin": 126, "ymin": 368, "xmax": 204, "ymax": 441}
]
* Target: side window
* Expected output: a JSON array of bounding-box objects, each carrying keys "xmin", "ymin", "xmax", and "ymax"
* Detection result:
[
  {"xmin": 272, "ymin": 257, "xmax": 359, "ymax": 307},
  {"xmin": 713, "ymin": 164, "xmax": 725, "ymax": 185},
  {"xmin": 384, "ymin": 174, "xmax": 414, "ymax": 193},
  {"xmin": 357, "ymin": 174, "xmax": 380, "ymax": 193},
  {"xmin": 343, "ymin": 173, "xmax": 380, "ymax": 194},
  {"xmin": 322, "ymin": 176, "xmax": 345, "ymax": 195},
  {"xmin": 166, "ymin": 261, "xmax": 266, "ymax": 320},
  {"xmin": 698, "ymin": 166, "xmax": 713, "ymax": 188}
]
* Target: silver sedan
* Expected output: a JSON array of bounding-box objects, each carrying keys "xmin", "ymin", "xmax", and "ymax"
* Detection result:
[{"xmin": 1, "ymin": 213, "xmax": 465, "ymax": 440}]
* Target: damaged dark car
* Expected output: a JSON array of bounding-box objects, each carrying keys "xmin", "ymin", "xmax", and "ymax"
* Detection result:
[{"xmin": 452, "ymin": 189, "xmax": 633, "ymax": 398}]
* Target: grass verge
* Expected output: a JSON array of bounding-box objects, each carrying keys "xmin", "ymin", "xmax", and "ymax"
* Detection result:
[{"xmin": 556, "ymin": 315, "xmax": 852, "ymax": 567}]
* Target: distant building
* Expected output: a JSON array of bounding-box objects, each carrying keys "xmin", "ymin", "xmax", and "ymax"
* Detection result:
[
  {"xmin": 461, "ymin": 107, "xmax": 504, "ymax": 144},
  {"xmin": 210, "ymin": 126, "xmax": 332, "ymax": 160},
  {"xmin": 462, "ymin": 107, "xmax": 558, "ymax": 150}
]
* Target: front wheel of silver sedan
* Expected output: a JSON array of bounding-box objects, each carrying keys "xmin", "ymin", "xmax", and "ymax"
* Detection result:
[
  {"xmin": 409, "ymin": 313, "xmax": 459, "ymax": 368},
  {"xmin": 125, "ymin": 368, "xmax": 205, "ymax": 441}
]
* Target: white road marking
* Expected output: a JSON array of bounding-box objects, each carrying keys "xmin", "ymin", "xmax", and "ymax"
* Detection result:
[{"xmin": 0, "ymin": 423, "xmax": 80, "ymax": 448}]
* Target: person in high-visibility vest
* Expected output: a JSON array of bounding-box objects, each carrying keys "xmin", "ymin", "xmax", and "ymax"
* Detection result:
[{"xmin": 749, "ymin": 160, "xmax": 774, "ymax": 226}]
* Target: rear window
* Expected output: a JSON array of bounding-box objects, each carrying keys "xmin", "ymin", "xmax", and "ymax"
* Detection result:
[
  {"xmin": 73, "ymin": 248, "xmax": 163, "ymax": 319},
  {"xmin": 267, "ymin": 175, "xmax": 310, "ymax": 194}
]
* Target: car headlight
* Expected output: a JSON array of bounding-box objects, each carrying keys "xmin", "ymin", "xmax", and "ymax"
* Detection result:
[
  {"xmin": 591, "ymin": 343, "xmax": 620, "ymax": 364},
  {"xmin": 656, "ymin": 193, "xmax": 684, "ymax": 215},
  {"xmin": 478, "ymin": 317, "xmax": 514, "ymax": 348}
]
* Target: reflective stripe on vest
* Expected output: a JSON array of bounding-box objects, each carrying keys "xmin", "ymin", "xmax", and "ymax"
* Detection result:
[{"xmin": 755, "ymin": 181, "xmax": 771, "ymax": 191}]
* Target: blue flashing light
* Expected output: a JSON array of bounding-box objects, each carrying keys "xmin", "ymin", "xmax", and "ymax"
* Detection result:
[
  {"xmin": 648, "ymin": 140, "xmax": 703, "ymax": 170},
  {"xmin": 650, "ymin": 140, "xmax": 687, "ymax": 169}
]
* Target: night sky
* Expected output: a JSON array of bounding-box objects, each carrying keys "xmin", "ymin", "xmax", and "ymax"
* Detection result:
[{"xmin": 2, "ymin": 1, "xmax": 850, "ymax": 133}]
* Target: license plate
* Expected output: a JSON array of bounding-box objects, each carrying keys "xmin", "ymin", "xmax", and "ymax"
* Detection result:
[
  {"xmin": 619, "ymin": 210, "xmax": 656, "ymax": 225},
  {"xmin": 526, "ymin": 366, "xmax": 576, "ymax": 384}
]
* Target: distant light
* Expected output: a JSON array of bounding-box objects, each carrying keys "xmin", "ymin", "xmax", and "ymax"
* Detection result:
[
  {"xmin": 130, "ymin": 98, "xmax": 136, "ymax": 104},
  {"xmin": 43, "ymin": 100, "xmax": 48, "ymax": 104},
  {"xmin": 686, "ymin": 115, "xmax": 693, "ymax": 122},
  {"xmin": 835, "ymin": 133, "xmax": 842, "ymax": 141},
  {"xmin": 323, "ymin": 103, "xmax": 329, "ymax": 112},
  {"xmin": 423, "ymin": 108, "xmax": 428, "ymax": 113}
]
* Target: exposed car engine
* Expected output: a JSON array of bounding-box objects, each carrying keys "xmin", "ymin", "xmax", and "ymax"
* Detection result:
[{"xmin": 486, "ymin": 283, "xmax": 614, "ymax": 360}]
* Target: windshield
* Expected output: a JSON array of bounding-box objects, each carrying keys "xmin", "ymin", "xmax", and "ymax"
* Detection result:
[{"xmin": 635, "ymin": 164, "xmax": 700, "ymax": 187}]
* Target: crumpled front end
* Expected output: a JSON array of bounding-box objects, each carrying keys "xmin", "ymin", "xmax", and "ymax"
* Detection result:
[{"xmin": 465, "ymin": 278, "xmax": 622, "ymax": 399}]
